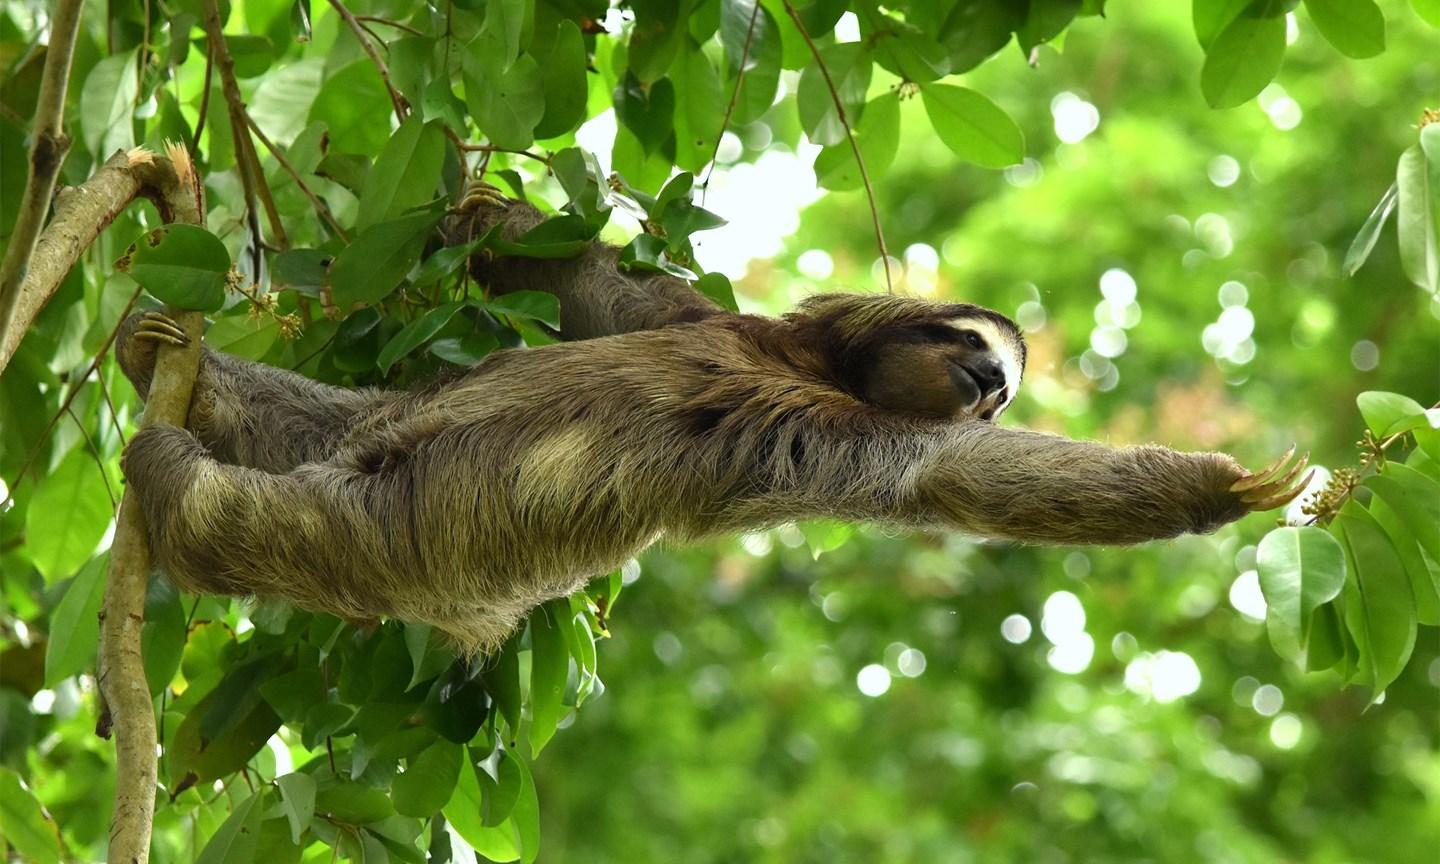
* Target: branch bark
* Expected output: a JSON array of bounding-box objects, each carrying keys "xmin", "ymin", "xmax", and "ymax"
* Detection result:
[{"xmin": 0, "ymin": 0, "xmax": 85, "ymax": 352}]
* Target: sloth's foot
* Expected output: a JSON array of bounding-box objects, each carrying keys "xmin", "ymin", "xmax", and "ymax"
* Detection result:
[
  {"xmin": 129, "ymin": 311, "xmax": 190, "ymax": 347},
  {"xmin": 1230, "ymin": 446, "xmax": 1314, "ymax": 511},
  {"xmin": 458, "ymin": 179, "xmax": 511, "ymax": 215}
]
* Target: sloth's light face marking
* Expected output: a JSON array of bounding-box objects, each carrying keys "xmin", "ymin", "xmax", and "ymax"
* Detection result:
[{"xmin": 943, "ymin": 316, "xmax": 1025, "ymax": 419}]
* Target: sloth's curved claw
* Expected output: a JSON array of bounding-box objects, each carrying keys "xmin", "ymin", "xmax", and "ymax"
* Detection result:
[
  {"xmin": 1230, "ymin": 445, "xmax": 1297, "ymax": 493},
  {"xmin": 458, "ymin": 180, "xmax": 509, "ymax": 214},
  {"xmin": 132, "ymin": 311, "xmax": 190, "ymax": 347},
  {"xmin": 1243, "ymin": 469, "xmax": 1316, "ymax": 512},
  {"xmin": 1239, "ymin": 452, "xmax": 1309, "ymax": 503}
]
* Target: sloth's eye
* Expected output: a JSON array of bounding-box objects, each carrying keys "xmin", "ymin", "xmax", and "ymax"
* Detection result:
[{"xmin": 963, "ymin": 331, "xmax": 985, "ymax": 350}]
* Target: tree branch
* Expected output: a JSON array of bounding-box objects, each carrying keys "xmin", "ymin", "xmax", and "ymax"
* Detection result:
[
  {"xmin": 328, "ymin": 0, "xmax": 410, "ymax": 122},
  {"xmin": 199, "ymin": 0, "xmax": 289, "ymax": 251},
  {"xmin": 0, "ymin": 0, "xmax": 85, "ymax": 357},
  {"xmin": 246, "ymin": 114, "xmax": 350, "ymax": 242},
  {"xmin": 781, "ymin": 0, "xmax": 892, "ymax": 293}
]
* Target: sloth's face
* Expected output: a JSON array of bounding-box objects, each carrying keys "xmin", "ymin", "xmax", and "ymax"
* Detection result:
[{"xmin": 857, "ymin": 315, "xmax": 1025, "ymax": 422}]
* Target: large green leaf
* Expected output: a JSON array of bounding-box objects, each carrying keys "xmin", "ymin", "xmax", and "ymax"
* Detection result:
[
  {"xmin": 815, "ymin": 92, "xmax": 901, "ymax": 191},
  {"xmin": 1343, "ymin": 183, "xmax": 1398, "ymax": 276},
  {"xmin": 308, "ymin": 59, "xmax": 393, "ymax": 154},
  {"xmin": 921, "ymin": 84, "xmax": 1024, "ymax": 169},
  {"xmin": 26, "ymin": 447, "xmax": 112, "ymax": 584},
  {"xmin": 528, "ymin": 605, "xmax": 569, "ymax": 756},
  {"xmin": 796, "ymin": 43, "xmax": 871, "ymax": 148},
  {"xmin": 141, "ymin": 577, "xmax": 186, "ymax": 697},
  {"xmin": 1366, "ymin": 489, "xmax": 1440, "ymax": 626},
  {"xmin": 43, "ymin": 554, "xmax": 107, "ymax": 686},
  {"xmin": 377, "ymin": 303, "xmax": 464, "ymax": 375},
  {"xmin": 1200, "ymin": 12, "xmax": 1286, "ymax": 109},
  {"xmin": 1255, "ymin": 526, "xmax": 1347, "ymax": 663},
  {"xmin": 1304, "ymin": 0, "xmax": 1385, "ymax": 58},
  {"xmin": 117, "ymin": 224, "xmax": 232, "ymax": 312},
  {"xmin": 328, "ymin": 208, "xmax": 445, "ymax": 309},
  {"xmin": 671, "ymin": 44, "xmax": 724, "ymax": 171},
  {"xmin": 1366, "ymin": 463, "xmax": 1440, "ymax": 564},
  {"xmin": 195, "ymin": 792, "xmax": 264, "ymax": 864},
  {"xmin": 275, "ymin": 773, "xmax": 316, "ymax": 844},
  {"xmin": 393, "ymin": 739, "xmax": 462, "ymax": 817},
  {"xmin": 1333, "ymin": 506, "xmax": 1418, "ymax": 698},
  {"xmin": 0, "ymin": 767, "xmax": 61, "ymax": 864},
  {"xmin": 79, "ymin": 49, "xmax": 138, "ymax": 156},
  {"xmin": 1193, "ymin": 0, "xmax": 1252, "ymax": 48},
  {"xmin": 1396, "ymin": 132, "xmax": 1440, "ymax": 293},
  {"xmin": 719, "ymin": 0, "xmax": 783, "ymax": 124},
  {"xmin": 465, "ymin": 52, "xmax": 546, "ymax": 150},
  {"xmin": 357, "ymin": 117, "xmax": 446, "ymax": 232},
  {"xmin": 534, "ymin": 20, "xmax": 589, "ymax": 139},
  {"xmin": 1413, "ymin": 0, "xmax": 1440, "ymax": 26},
  {"xmin": 1356, "ymin": 390, "xmax": 1429, "ymax": 438}
]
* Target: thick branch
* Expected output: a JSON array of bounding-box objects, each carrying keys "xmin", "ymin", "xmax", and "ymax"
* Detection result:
[
  {"xmin": 0, "ymin": 147, "xmax": 205, "ymax": 372},
  {"xmin": 0, "ymin": 0, "xmax": 85, "ymax": 353}
]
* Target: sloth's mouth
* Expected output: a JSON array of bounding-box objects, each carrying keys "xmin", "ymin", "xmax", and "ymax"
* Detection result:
[{"xmin": 946, "ymin": 362, "xmax": 983, "ymax": 410}]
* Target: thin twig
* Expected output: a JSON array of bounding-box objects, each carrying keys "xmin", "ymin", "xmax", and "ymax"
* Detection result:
[
  {"xmin": 701, "ymin": 0, "xmax": 762, "ymax": 202},
  {"xmin": 356, "ymin": 14, "xmax": 423, "ymax": 36},
  {"xmin": 328, "ymin": 0, "xmax": 409, "ymax": 122},
  {"xmin": 0, "ymin": 0, "xmax": 85, "ymax": 355},
  {"xmin": 780, "ymin": 0, "xmax": 892, "ymax": 294},
  {"xmin": 64, "ymin": 404, "xmax": 118, "ymax": 508},
  {"xmin": 1304, "ymin": 400, "xmax": 1440, "ymax": 526},
  {"xmin": 199, "ymin": 0, "xmax": 289, "ymax": 250},
  {"xmin": 94, "ymin": 359, "xmax": 128, "ymax": 448},
  {"xmin": 453, "ymin": 140, "xmax": 550, "ymax": 163},
  {"xmin": 246, "ymin": 115, "xmax": 350, "ymax": 242}
]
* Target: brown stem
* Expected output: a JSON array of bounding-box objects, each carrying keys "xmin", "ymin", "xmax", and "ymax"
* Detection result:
[
  {"xmin": 0, "ymin": 0, "xmax": 85, "ymax": 357},
  {"xmin": 246, "ymin": 115, "xmax": 351, "ymax": 242},
  {"xmin": 328, "ymin": 0, "xmax": 410, "ymax": 122},
  {"xmin": 355, "ymin": 14, "xmax": 424, "ymax": 36},
  {"xmin": 781, "ymin": 0, "xmax": 892, "ymax": 293},
  {"xmin": 192, "ymin": 41, "xmax": 215, "ymax": 149},
  {"xmin": 453, "ymin": 140, "xmax": 550, "ymax": 163},
  {"xmin": 701, "ymin": 0, "xmax": 762, "ymax": 200},
  {"xmin": 198, "ymin": 0, "xmax": 289, "ymax": 250}
]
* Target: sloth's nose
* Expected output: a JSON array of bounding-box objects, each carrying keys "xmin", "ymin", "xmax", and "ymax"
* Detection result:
[{"xmin": 971, "ymin": 357, "xmax": 1005, "ymax": 395}]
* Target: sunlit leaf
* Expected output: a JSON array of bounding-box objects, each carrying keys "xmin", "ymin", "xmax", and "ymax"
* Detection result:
[
  {"xmin": 1333, "ymin": 505, "xmax": 1418, "ymax": 699},
  {"xmin": 1200, "ymin": 12, "xmax": 1286, "ymax": 109},
  {"xmin": 671, "ymin": 45, "xmax": 724, "ymax": 171},
  {"xmin": 1343, "ymin": 183, "xmax": 1398, "ymax": 276},
  {"xmin": 797, "ymin": 43, "xmax": 871, "ymax": 147},
  {"xmin": 1395, "ymin": 137, "xmax": 1439, "ymax": 293},
  {"xmin": 79, "ymin": 49, "xmax": 138, "ymax": 156},
  {"xmin": 815, "ymin": 92, "xmax": 900, "ymax": 191},
  {"xmin": 465, "ymin": 52, "xmax": 545, "ymax": 151},
  {"xmin": 1356, "ymin": 391, "xmax": 1428, "ymax": 438},
  {"xmin": 357, "ymin": 117, "xmax": 447, "ymax": 232},
  {"xmin": 535, "ymin": 21, "xmax": 589, "ymax": 139},
  {"xmin": 1366, "ymin": 489, "xmax": 1440, "ymax": 626},
  {"xmin": 1413, "ymin": 0, "xmax": 1440, "ymax": 26},
  {"xmin": 1366, "ymin": 463, "xmax": 1440, "ymax": 564},
  {"xmin": 328, "ymin": 208, "xmax": 445, "ymax": 309},
  {"xmin": 921, "ymin": 84, "xmax": 1024, "ymax": 168},
  {"xmin": 1255, "ymin": 526, "xmax": 1347, "ymax": 663},
  {"xmin": 26, "ymin": 447, "xmax": 111, "ymax": 584},
  {"xmin": 276, "ymin": 773, "xmax": 316, "ymax": 844},
  {"xmin": 1304, "ymin": 0, "xmax": 1385, "ymax": 58},
  {"xmin": 720, "ymin": 0, "xmax": 783, "ymax": 124},
  {"xmin": 195, "ymin": 792, "xmax": 263, "ymax": 864},
  {"xmin": 117, "ymin": 223, "xmax": 231, "ymax": 312},
  {"xmin": 393, "ymin": 739, "xmax": 462, "ymax": 818},
  {"xmin": 528, "ymin": 604, "xmax": 569, "ymax": 756},
  {"xmin": 0, "ymin": 767, "xmax": 61, "ymax": 864},
  {"xmin": 43, "ymin": 554, "xmax": 107, "ymax": 686}
]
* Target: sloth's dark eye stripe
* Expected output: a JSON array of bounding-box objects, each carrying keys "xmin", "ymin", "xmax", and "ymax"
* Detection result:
[{"xmin": 916, "ymin": 323, "xmax": 964, "ymax": 343}]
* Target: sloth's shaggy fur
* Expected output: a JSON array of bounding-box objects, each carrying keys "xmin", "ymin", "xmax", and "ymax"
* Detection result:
[{"xmin": 118, "ymin": 200, "xmax": 1252, "ymax": 654}]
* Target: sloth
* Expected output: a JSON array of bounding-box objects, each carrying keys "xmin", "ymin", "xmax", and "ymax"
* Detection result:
[{"xmin": 116, "ymin": 188, "xmax": 1309, "ymax": 654}]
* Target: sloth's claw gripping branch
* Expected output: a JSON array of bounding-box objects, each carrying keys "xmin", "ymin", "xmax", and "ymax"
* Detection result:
[
  {"xmin": 1230, "ymin": 445, "xmax": 1296, "ymax": 492},
  {"xmin": 132, "ymin": 311, "xmax": 190, "ymax": 346},
  {"xmin": 458, "ymin": 180, "xmax": 511, "ymax": 214},
  {"xmin": 1230, "ymin": 447, "xmax": 1313, "ymax": 512}
]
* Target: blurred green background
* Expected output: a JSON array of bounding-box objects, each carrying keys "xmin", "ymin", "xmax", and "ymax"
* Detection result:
[{"xmin": 533, "ymin": 5, "xmax": 1440, "ymax": 862}]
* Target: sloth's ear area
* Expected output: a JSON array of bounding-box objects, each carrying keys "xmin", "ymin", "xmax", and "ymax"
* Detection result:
[{"xmin": 853, "ymin": 339, "xmax": 963, "ymax": 419}]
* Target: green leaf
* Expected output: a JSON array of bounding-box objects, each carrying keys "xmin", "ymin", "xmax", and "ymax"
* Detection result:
[
  {"xmin": 619, "ymin": 234, "xmax": 697, "ymax": 278},
  {"xmin": 1017, "ymin": 0, "xmax": 1082, "ymax": 53},
  {"xmin": 465, "ymin": 52, "xmax": 546, "ymax": 151},
  {"xmin": 430, "ymin": 332, "xmax": 501, "ymax": 366},
  {"xmin": 378, "ymin": 303, "xmax": 465, "ymax": 375},
  {"xmin": 799, "ymin": 520, "xmax": 854, "ymax": 559},
  {"xmin": 196, "ymin": 792, "xmax": 264, "ymax": 864},
  {"xmin": 357, "ymin": 117, "xmax": 447, "ymax": 232},
  {"xmin": 26, "ymin": 447, "xmax": 111, "ymax": 584},
  {"xmin": 1193, "ymin": 0, "xmax": 1253, "ymax": 48},
  {"xmin": 316, "ymin": 781, "xmax": 394, "ymax": 824},
  {"xmin": 815, "ymin": 92, "xmax": 901, "ymax": 191},
  {"xmin": 43, "ymin": 554, "xmax": 107, "ymax": 686},
  {"xmin": 328, "ymin": 208, "xmax": 445, "ymax": 309},
  {"xmin": 797, "ymin": 43, "xmax": 871, "ymax": 148},
  {"xmin": 1356, "ymin": 391, "xmax": 1428, "ymax": 438},
  {"xmin": 921, "ymin": 84, "xmax": 1024, "ymax": 169},
  {"xmin": 628, "ymin": 0, "xmax": 684, "ymax": 82},
  {"xmin": 205, "ymin": 315, "xmax": 280, "ymax": 361},
  {"xmin": 1413, "ymin": 0, "xmax": 1440, "ymax": 27},
  {"xmin": 1396, "ymin": 135, "xmax": 1440, "ymax": 293},
  {"xmin": 1343, "ymin": 183, "xmax": 1397, "ymax": 276},
  {"xmin": 309, "ymin": 59, "xmax": 393, "ymax": 154},
  {"xmin": 528, "ymin": 605, "xmax": 569, "ymax": 756},
  {"xmin": 614, "ymin": 73, "xmax": 677, "ymax": 157},
  {"xmin": 489, "ymin": 215, "xmax": 595, "ymax": 259},
  {"xmin": 141, "ymin": 577, "xmax": 186, "ymax": 697},
  {"xmin": 483, "ymin": 291, "xmax": 560, "ymax": 328},
  {"xmin": 1255, "ymin": 526, "xmax": 1347, "ymax": 663},
  {"xmin": 1305, "ymin": 602, "xmax": 1348, "ymax": 672},
  {"xmin": 404, "ymin": 622, "xmax": 454, "ymax": 690},
  {"xmin": 482, "ymin": 636, "xmax": 523, "ymax": 737},
  {"xmin": 276, "ymin": 773, "xmax": 316, "ymax": 844},
  {"xmin": 170, "ymin": 686, "xmax": 283, "ymax": 786},
  {"xmin": 220, "ymin": 34, "xmax": 276, "ymax": 77},
  {"xmin": 1367, "ymin": 490, "xmax": 1440, "ymax": 626},
  {"xmin": 79, "ymin": 49, "xmax": 138, "ymax": 156},
  {"xmin": 671, "ymin": 44, "xmax": 724, "ymax": 171},
  {"xmin": 1366, "ymin": 463, "xmax": 1440, "ymax": 565},
  {"xmin": 1304, "ymin": 0, "xmax": 1385, "ymax": 58},
  {"xmin": 695, "ymin": 271, "xmax": 738, "ymax": 311},
  {"xmin": 1333, "ymin": 506, "xmax": 1418, "ymax": 698},
  {"xmin": 0, "ymin": 767, "xmax": 61, "ymax": 864},
  {"xmin": 393, "ymin": 739, "xmax": 462, "ymax": 817},
  {"xmin": 117, "ymin": 224, "xmax": 231, "ymax": 312},
  {"xmin": 1200, "ymin": 12, "xmax": 1286, "ymax": 109},
  {"xmin": 534, "ymin": 21, "xmax": 589, "ymax": 139},
  {"xmin": 720, "ymin": 1, "xmax": 783, "ymax": 124}
]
